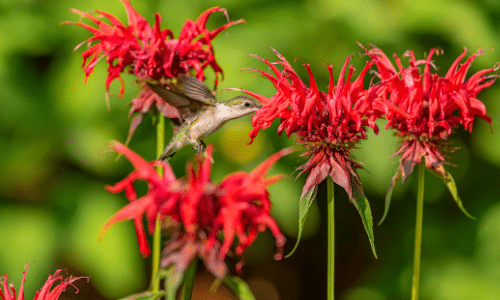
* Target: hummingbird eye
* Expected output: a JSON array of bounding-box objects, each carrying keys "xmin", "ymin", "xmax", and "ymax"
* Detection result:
[{"xmin": 244, "ymin": 102, "xmax": 251, "ymax": 107}]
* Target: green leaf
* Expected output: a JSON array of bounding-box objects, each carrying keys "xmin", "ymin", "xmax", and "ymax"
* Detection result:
[
  {"xmin": 159, "ymin": 266, "xmax": 184, "ymax": 300},
  {"xmin": 379, "ymin": 168, "xmax": 402, "ymax": 225},
  {"xmin": 180, "ymin": 259, "xmax": 197, "ymax": 300},
  {"xmin": 209, "ymin": 278, "xmax": 223, "ymax": 293},
  {"xmin": 350, "ymin": 177, "xmax": 377, "ymax": 258},
  {"xmin": 442, "ymin": 170, "xmax": 475, "ymax": 220},
  {"xmin": 285, "ymin": 185, "xmax": 317, "ymax": 258},
  {"xmin": 223, "ymin": 276, "xmax": 257, "ymax": 300},
  {"xmin": 118, "ymin": 291, "xmax": 166, "ymax": 300}
]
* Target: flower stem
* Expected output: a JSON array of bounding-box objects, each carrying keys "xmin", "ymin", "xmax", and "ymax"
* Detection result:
[
  {"xmin": 152, "ymin": 113, "xmax": 165, "ymax": 293},
  {"xmin": 411, "ymin": 161, "xmax": 425, "ymax": 300},
  {"xmin": 156, "ymin": 114, "xmax": 166, "ymax": 176},
  {"xmin": 327, "ymin": 177, "xmax": 334, "ymax": 300},
  {"xmin": 181, "ymin": 258, "xmax": 197, "ymax": 300}
]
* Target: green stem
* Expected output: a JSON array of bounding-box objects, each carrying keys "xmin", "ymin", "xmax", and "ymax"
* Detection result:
[
  {"xmin": 156, "ymin": 113, "xmax": 165, "ymax": 177},
  {"xmin": 327, "ymin": 178, "xmax": 334, "ymax": 300},
  {"xmin": 181, "ymin": 258, "xmax": 197, "ymax": 300},
  {"xmin": 411, "ymin": 162, "xmax": 425, "ymax": 300},
  {"xmin": 152, "ymin": 114, "xmax": 165, "ymax": 293}
]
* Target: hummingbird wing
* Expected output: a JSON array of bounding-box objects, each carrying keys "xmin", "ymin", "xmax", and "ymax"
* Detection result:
[
  {"xmin": 177, "ymin": 75, "xmax": 217, "ymax": 103},
  {"xmin": 146, "ymin": 75, "xmax": 216, "ymax": 121}
]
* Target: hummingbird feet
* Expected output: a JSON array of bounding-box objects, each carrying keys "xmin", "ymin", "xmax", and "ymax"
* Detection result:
[
  {"xmin": 193, "ymin": 140, "xmax": 214, "ymax": 162},
  {"xmin": 193, "ymin": 140, "xmax": 207, "ymax": 154}
]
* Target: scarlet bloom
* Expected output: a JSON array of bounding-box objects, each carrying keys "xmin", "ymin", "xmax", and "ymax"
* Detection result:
[
  {"xmin": 65, "ymin": 0, "xmax": 243, "ymax": 141},
  {"xmin": 102, "ymin": 141, "xmax": 288, "ymax": 277},
  {"xmin": 367, "ymin": 47, "xmax": 497, "ymax": 181},
  {"xmin": 0, "ymin": 264, "xmax": 87, "ymax": 300},
  {"xmin": 239, "ymin": 48, "xmax": 379, "ymax": 199}
]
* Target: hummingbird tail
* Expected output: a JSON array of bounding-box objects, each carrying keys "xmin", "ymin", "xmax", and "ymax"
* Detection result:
[{"xmin": 159, "ymin": 151, "xmax": 175, "ymax": 161}]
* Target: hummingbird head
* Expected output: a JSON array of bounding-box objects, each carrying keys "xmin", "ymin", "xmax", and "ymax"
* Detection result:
[{"xmin": 220, "ymin": 96, "xmax": 263, "ymax": 119}]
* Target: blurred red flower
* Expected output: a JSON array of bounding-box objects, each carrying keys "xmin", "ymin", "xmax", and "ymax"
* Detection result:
[
  {"xmin": 65, "ymin": 0, "xmax": 243, "ymax": 141},
  {"xmin": 367, "ymin": 47, "xmax": 497, "ymax": 181},
  {"xmin": 0, "ymin": 264, "xmax": 87, "ymax": 300},
  {"xmin": 101, "ymin": 141, "xmax": 288, "ymax": 277}
]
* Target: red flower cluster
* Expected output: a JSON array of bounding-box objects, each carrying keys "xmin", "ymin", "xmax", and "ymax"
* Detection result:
[
  {"xmin": 101, "ymin": 141, "xmax": 287, "ymax": 277},
  {"xmin": 66, "ymin": 0, "xmax": 242, "ymax": 95},
  {"xmin": 0, "ymin": 264, "xmax": 87, "ymax": 300},
  {"xmin": 239, "ymin": 48, "xmax": 379, "ymax": 199},
  {"xmin": 367, "ymin": 47, "xmax": 498, "ymax": 180},
  {"xmin": 65, "ymin": 0, "xmax": 243, "ymax": 142}
]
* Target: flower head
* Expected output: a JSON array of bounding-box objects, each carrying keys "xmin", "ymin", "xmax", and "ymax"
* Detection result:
[
  {"xmin": 66, "ymin": 1, "xmax": 243, "ymax": 95},
  {"xmin": 102, "ymin": 141, "xmax": 288, "ymax": 276},
  {"xmin": 0, "ymin": 264, "xmax": 88, "ymax": 300},
  {"xmin": 65, "ymin": 1, "xmax": 243, "ymax": 141},
  {"xmin": 367, "ymin": 46, "xmax": 497, "ymax": 180},
  {"xmin": 239, "ymin": 48, "xmax": 379, "ymax": 199}
]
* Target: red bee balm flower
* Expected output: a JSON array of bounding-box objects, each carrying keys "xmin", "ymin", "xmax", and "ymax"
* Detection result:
[
  {"xmin": 237, "ymin": 48, "xmax": 379, "ymax": 254},
  {"xmin": 366, "ymin": 46, "xmax": 498, "ymax": 219},
  {"xmin": 0, "ymin": 264, "xmax": 87, "ymax": 300},
  {"xmin": 369, "ymin": 47, "xmax": 496, "ymax": 178},
  {"xmin": 65, "ymin": 0, "xmax": 243, "ymax": 142},
  {"xmin": 66, "ymin": 1, "xmax": 242, "ymax": 94},
  {"xmin": 241, "ymin": 49, "xmax": 379, "ymax": 198},
  {"xmin": 101, "ymin": 141, "xmax": 288, "ymax": 277}
]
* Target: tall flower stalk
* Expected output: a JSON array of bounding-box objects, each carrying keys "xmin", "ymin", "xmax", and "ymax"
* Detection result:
[
  {"xmin": 151, "ymin": 113, "xmax": 165, "ymax": 293},
  {"xmin": 411, "ymin": 162, "xmax": 425, "ymax": 299},
  {"xmin": 327, "ymin": 178, "xmax": 335, "ymax": 299},
  {"xmin": 237, "ymin": 48, "xmax": 380, "ymax": 300},
  {"xmin": 366, "ymin": 45, "xmax": 498, "ymax": 299}
]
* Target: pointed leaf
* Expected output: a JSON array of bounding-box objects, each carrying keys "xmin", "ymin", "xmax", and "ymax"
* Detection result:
[
  {"xmin": 379, "ymin": 168, "xmax": 402, "ymax": 225},
  {"xmin": 159, "ymin": 266, "xmax": 184, "ymax": 300},
  {"xmin": 181, "ymin": 259, "xmax": 197, "ymax": 300},
  {"xmin": 209, "ymin": 278, "xmax": 223, "ymax": 293},
  {"xmin": 350, "ymin": 177, "xmax": 377, "ymax": 258},
  {"xmin": 118, "ymin": 291, "xmax": 165, "ymax": 300},
  {"xmin": 223, "ymin": 276, "xmax": 257, "ymax": 300},
  {"xmin": 286, "ymin": 185, "xmax": 317, "ymax": 258},
  {"xmin": 126, "ymin": 114, "xmax": 144, "ymax": 145},
  {"xmin": 442, "ymin": 170, "xmax": 475, "ymax": 220}
]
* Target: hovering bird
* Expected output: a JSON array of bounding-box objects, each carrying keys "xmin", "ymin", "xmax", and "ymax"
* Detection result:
[{"xmin": 146, "ymin": 75, "xmax": 262, "ymax": 161}]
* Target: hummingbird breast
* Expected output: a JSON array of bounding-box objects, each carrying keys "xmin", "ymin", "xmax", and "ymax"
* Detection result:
[{"xmin": 186, "ymin": 105, "xmax": 228, "ymax": 141}]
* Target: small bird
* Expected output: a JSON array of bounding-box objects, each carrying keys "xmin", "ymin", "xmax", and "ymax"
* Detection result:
[{"xmin": 146, "ymin": 75, "xmax": 262, "ymax": 161}]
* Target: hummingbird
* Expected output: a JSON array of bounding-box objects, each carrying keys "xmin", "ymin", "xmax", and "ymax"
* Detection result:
[{"xmin": 146, "ymin": 75, "xmax": 262, "ymax": 161}]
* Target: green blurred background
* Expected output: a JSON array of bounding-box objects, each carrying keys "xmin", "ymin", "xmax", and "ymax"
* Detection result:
[{"xmin": 1, "ymin": 0, "xmax": 500, "ymax": 299}]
